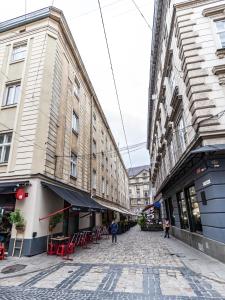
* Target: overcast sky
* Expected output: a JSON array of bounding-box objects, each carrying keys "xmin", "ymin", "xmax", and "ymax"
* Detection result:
[{"xmin": 0, "ymin": 0, "xmax": 154, "ymax": 169}]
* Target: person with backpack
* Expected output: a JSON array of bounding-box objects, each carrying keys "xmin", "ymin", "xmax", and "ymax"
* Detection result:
[{"xmin": 110, "ymin": 219, "xmax": 118, "ymax": 244}]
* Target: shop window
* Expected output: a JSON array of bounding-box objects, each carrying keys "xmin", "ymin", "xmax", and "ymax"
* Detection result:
[
  {"xmin": 11, "ymin": 44, "xmax": 27, "ymax": 62},
  {"xmin": 0, "ymin": 132, "xmax": 12, "ymax": 163},
  {"xmin": 176, "ymin": 191, "xmax": 189, "ymax": 230},
  {"xmin": 3, "ymin": 82, "xmax": 21, "ymax": 106},
  {"xmin": 185, "ymin": 185, "xmax": 202, "ymax": 233},
  {"xmin": 70, "ymin": 152, "xmax": 77, "ymax": 177}
]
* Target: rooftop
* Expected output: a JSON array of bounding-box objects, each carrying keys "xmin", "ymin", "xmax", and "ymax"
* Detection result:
[{"xmin": 127, "ymin": 165, "xmax": 150, "ymax": 177}]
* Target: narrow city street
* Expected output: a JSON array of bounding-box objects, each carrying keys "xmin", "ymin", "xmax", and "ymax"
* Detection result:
[{"xmin": 0, "ymin": 226, "xmax": 225, "ymax": 300}]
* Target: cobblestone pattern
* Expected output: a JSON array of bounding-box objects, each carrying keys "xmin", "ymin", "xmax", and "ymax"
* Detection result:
[{"xmin": 0, "ymin": 227, "xmax": 224, "ymax": 299}]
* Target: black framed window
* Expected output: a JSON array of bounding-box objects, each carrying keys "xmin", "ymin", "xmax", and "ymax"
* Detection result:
[
  {"xmin": 177, "ymin": 191, "xmax": 189, "ymax": 229},
  {"xmin": 185, "ymin": 185, "xmax": 202, "ymax": 233}
]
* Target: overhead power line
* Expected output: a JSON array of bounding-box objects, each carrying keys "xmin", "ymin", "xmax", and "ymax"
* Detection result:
[
  {"xmin": 130, "ymin": 0, "xmax": 152, "ymax": 30},
  {"xmin": 97, "ymin": 0, "xmax": 133, "ymax": 169}
]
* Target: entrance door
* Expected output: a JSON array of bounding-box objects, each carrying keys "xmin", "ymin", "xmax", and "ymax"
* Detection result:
[{"xmin": 185, "ymin": 185, "xmax": 202, "ymax": 233}]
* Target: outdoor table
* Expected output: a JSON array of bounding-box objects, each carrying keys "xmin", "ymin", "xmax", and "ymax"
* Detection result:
[{"xmin": 50, "ymin": 236, "xmax": 70, "ymax": 250}]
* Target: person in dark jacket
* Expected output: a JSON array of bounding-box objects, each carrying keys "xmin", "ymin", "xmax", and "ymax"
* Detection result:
[{"xmin": 110, "ymin": 219, "xmax": 118, "ymax": 244}]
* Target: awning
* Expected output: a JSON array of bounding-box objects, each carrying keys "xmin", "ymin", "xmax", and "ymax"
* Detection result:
[
  {"xmin": 94, "ymin": 200, "xmax": 129, "ymax": 215},
  {"xmin": 191, "ymin": 144, "xmax": 225, "ymax": 154},
  {"xmin": 142, "ymin": 201, "xmax": 161, "ymax": 212},
  {"xmin": 0, "ymin": 181, "xmax": 29, "ymax": 194},
  {"xmin": 41, "ymin": 182, "xmax": 106, "ymax": 212}
]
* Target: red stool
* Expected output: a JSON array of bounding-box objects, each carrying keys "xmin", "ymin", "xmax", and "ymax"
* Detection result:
[
  {"xmin": 47, "ymin": 243, "xmax": 56, "ymax": 255},
  {"xmin": 67, "ymin": 242, "xmax": 75, "ymax": 254},
  {"xmin": 56, "ymin": 244, "xmax": 67, "ymax": 256},
  {"xmin": 0, "ymin": 245, "xmax": 5, "ymax": 260}
]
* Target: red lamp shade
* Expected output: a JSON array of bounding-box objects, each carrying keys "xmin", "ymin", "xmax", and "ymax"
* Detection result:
[{"xmin": 16, "ymin": 188, "xmax": 26, "ymax": 201}]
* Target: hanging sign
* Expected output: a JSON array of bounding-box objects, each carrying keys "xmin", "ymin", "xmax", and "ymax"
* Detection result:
[{"xmin": 16, "ymin": 188, "xmax": 26, "ymax": 201}]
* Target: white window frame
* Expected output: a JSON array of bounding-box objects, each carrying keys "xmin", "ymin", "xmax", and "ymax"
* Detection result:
[
  {"xmin": 72, "ymin": 111, "xmax": 79, "ymax": 133},
  {"xmin": 215, "ymin": 19, "xmax": 225, "ymax": 48},
  {"xmin": 3, "ymin": 82, "xmax": 21, "ymax": 106},
  {"xmin": 92, "ymin": 169, "xmax": 97, "ymax": 189},
  {"xmin": 70, "ymin": 152, "xmax": 77, "ymax": 177},
  {"xmin": 73, "ymin": 78, "xmax": 80, "ymax": 98},
  {"xmin": 102, "ymin": 177, "xmax": 105, "ymax": 194},
  {"xmin": 177, "ymin": 116, "xmax": 187, "ymax": 152},
  {"xmin": 0, "ymin": 132, "xmax": 12, "ymax": 163},
  {"xmin": 11, "ymin": 44, "xmax": 27, "ymax": 62}
]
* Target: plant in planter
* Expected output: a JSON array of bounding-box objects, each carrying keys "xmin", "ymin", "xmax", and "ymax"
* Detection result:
[
  {"xmin": 9, "ymin": 209, "xmax": 25, "ymax": 232},
  {"xmin": 49, "ymin": 213, "xmax": 63, "ymax": 233},
  {"xmin": 137, "ymin": 213, "xmax": 147, "ymax": 230}
]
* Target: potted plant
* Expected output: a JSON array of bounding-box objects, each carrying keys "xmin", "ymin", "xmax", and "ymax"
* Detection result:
[
  {"xmin": 137, "ymin": 213, "xmax": 147, "ymax": 230},
  {"xmin": 9, "ymin": 209, "xmax": 25, "ymax": 232},
  {"xmin": 49, "ymin": 213, "xmax": 63, "ymax": 233}
]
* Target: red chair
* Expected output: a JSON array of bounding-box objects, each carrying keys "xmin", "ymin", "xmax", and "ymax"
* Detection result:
[
  {"xmin": 67, "ymin": 242, "xmax": 75, "ymax": 254},
  {"xmin": 0, "ymin": 244, "xmax": 5, "ymax": 260},
  {"xmin": 47, "ymin": 243, "xmax": 56, "ymax": 255},
  {"xmin": 56, "ymin": 244, "xmax": 67, "ymax": 256}
]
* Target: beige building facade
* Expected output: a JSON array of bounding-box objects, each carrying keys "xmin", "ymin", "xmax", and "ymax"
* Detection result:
[
  {"xmin": 128, "ymin": 166, "xmax": 151, "ymax": 214},
  {"xmin": 148, "ymin": 0, "xmax": 225, "ymax": 263},
  {"xmin": 0, "ymin": 7, "xmax": 129, "ymax": 256}
]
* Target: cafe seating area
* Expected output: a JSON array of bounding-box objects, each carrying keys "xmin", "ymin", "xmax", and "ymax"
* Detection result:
[{"xmin": 47, "ymin": 226, "xmax": 109, "ymax": 257}]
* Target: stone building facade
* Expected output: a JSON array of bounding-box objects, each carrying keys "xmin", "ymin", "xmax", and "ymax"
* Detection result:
[
  {"xmin": 128, "ymin": 165, "xmax": 151, "ymax": 214},
  {"xmin": 147, "ymin": 0, "xmax": 225, "ymax": 263},
  {"xmin": 0, "ymin": 7, "xmax": 129, "ymax": 256}
]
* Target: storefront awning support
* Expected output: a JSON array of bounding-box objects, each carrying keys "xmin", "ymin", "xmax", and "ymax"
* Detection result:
[{"xmin": 39, "ymin": 205, "xmax": 72, "ymax": 221}]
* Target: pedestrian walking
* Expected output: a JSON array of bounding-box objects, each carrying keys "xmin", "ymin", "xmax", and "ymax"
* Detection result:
[
  {"xmin": 164, "ymin": 218, "xmax": 170, "ymax": 238},
  {"xmin": 110, "ymin": 219, "xmax": 118, "ymax": 244}
]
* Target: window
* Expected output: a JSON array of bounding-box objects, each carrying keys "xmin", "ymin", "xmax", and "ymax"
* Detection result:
[
  {"xmin": 169, "ymin": 67, "xmax": 176, "ymax": 91},
  {"xmin": 177, "ymin": 191, "xmax": 189, "ymax": 230},
  {"xmin": 144, "ymin": 190, "xmax": 149, "ymax": 198},
  {"xmin": 92, "ymin": 139, "xmax": 97, "ymax": 157},
  {"xmin": 11, "ymin": 44, "xmax": 26, "ymax": 62},
  {"xmin": 92, "ymin": 169, "xmax": 96, "ymax": 189},
  {"xmin": 70, "ymin": 153, "xmax": 77, "ymax": 177},
  {"xmin": 93, "ymin": 112, "xmax": 97, "ymax": 130},
  {"xmin": 177, "ymin": 116, "xmax": 187, "ymax": 152},
  {"xmin": 102, "ymin": 177, "xmax": 105, "ymax": 194},
  {"xmin": 3, "ymin": 82, "xmax": 21, "ymax": 106},
  {"xmin": 106, "ymin": 181, "xmax": 109, "ymax": 196},
  {"xmin": 129, "ymin": 189, "xmax": 132, "ymax": 195},
  {"xmin": 215, "ymin": 20, "xmax": 225, "ymax": 48},
  {"xmin": 186, "ymin": 186, "xmax": 202, "ymax": 232},
  {"xmin": 0, "ymin": 132, "xmax": 12, "ymax": 163},
  {"xmin": 168, "ymin": 141, "xmax": 175, "ymax": 168},
  {"xmin": 73, "ymin": 78, "xmax": 80, "ymax": 98},
  {"xmin": 72, "ymin": 111, "xmax": 79, "ymax": 133},
  {"xmin": 136, "ymin": 188, "xmax": 140, "ymax": 198}
]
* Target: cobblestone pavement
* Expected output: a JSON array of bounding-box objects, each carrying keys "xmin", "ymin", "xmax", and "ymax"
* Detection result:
[{"xmin": 0, "ymin": 226, "xmax": 225, "ymax": 299}]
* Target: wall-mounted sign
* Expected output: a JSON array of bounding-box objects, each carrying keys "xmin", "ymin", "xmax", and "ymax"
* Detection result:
[
  {"xmin": 16, "ymin": 188, "xmax": 26, "ymax": 201},
  {"xmin": 202, "ymin": 179, "xmax": 211, "ymax": 187}
]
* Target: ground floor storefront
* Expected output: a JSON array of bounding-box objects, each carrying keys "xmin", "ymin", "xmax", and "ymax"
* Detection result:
[
  {"xmin": 0, "ymin": 176, "xmax": 131, "ymax": 257},
  {"xmin": 159, "ymin": 149, "xmax": 225, "ymax": 263}
]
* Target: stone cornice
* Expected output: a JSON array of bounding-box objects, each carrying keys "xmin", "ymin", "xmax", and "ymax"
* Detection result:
[
  {"xmin": 175, "ymin": 0, "xmax": 217, "ymax": 10},
  {"xmin": 212, "ymin": 64, "xmax": 225, "ymax": 75},
  {"xmin": 203, "ymin": 4, "xmax": 225, "ymax": 17}
]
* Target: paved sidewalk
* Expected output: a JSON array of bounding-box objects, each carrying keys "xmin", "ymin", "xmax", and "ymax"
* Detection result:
[{"xmin": 0, "ymin": 226, "xmax": 224, "ymax": 299}]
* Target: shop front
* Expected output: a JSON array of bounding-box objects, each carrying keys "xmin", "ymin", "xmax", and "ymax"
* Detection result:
[
  {"xmin": 160, "ymin": 144, "xmax": 225, "ymax": 263},
  {"xmin": 0, "ymin": 181, "xmax": 29, "ymax": 254}
]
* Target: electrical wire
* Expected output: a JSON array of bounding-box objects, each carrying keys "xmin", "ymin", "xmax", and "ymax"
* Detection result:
[
  {"xmin": 97, "ymin": 0, "xmax": 133, "ymax": 169},
  {"xmin": 130, "ymin": 0, "xmax": 152, "ymax": 30}
]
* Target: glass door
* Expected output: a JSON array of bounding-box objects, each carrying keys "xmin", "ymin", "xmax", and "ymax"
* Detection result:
[{"xmin": 176, "ymin": 191, "xmax": 189, "ymax": 230}]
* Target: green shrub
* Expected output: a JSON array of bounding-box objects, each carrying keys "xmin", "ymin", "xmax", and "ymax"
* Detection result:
[
  {"xmin": 137, "ymin": 213, "xmax": 147, "ymax": 227},
  {"xmin": 9, "ymin": 209, "xmax": 25, "ymax": 228}
]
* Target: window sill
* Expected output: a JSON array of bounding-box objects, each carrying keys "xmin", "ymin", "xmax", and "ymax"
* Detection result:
[
  {"xmin": 10, "ymin": 59, "xmax": 25, "ymax": 65},
  {"xmin": 70, "ymin": 175, "xmax": 77, "ymax": 180},
  {"xmin": 0, "ymin": 162, "xmax": 8, "ymax": 166},
  {"xmin": 1, "ymin": 104, "xmax": 17, "ymax": 110}
]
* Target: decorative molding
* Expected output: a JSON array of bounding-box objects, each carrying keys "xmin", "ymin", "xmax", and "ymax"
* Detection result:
[
  {"xmin": 212, "ymin": 64, "xmax": 225, "ymax": 85},
  {"xmin": 216, "ymin": 48, "xmax": 225, "ymax": 59},
  {"xmin": 202, "ymin": 4, "xmax": 225, "ymax": 17}
]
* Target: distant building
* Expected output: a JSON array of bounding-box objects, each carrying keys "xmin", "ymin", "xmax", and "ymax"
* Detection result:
[
  {"xmin": 127, "ymin": 165, "xmax": 152, "ymax": 214},
  {"xmin": 147, "ymin": 0, "xmax": 225, "ymax": 263}
]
